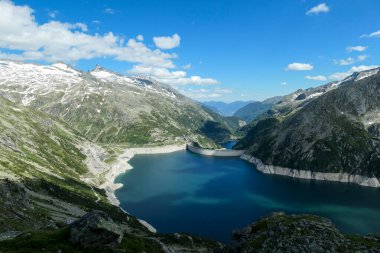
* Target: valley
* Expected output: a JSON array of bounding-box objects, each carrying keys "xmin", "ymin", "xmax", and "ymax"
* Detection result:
[
  {"xmin": 2, "ymin": 0, "xmax": 380, "ymax": 252},
  {"xmin": 1, "ymin": 59, "xmax": 380, "ymax": 252}
]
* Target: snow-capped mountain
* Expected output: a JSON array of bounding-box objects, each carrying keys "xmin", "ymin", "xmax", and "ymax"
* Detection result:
[
  {"xmin": 264, "ymin": 67, "xmax": 380, "ymax": 120},
  {"xmin": 0, "ymin": 60, "xmax": 233, "ymax": 146}
]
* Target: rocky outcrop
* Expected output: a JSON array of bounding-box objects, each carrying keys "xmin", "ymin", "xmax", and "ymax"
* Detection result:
[
  {"xmin": 222, "ymin": 212, "xmax": 380, "ymax": 253},
  {"xmin": 0, "ymin": 179, "xmax": 53, "ymax": 233},
  {"xmin": 69, "ymin": 210, "xmax": 123, "ymax": 249},
  {"xmin": 241, "ymin": 154, "xmax": 380, "ymax": 187}
]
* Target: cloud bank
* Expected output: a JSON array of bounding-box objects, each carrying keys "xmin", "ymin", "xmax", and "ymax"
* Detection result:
[{"xmin": 0, "ymin": 0, "xmax": 218, "ymax": 86}]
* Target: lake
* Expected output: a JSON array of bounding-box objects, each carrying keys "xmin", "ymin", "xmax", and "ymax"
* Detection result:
[{"xmin": 115, "ymin": 144, "xmax": 380, "ymax": 242}]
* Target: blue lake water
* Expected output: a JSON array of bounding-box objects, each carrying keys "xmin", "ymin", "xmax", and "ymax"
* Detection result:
[{"xmin": 115, "ymin": 147, "xmax": 380, "ymax": 242}]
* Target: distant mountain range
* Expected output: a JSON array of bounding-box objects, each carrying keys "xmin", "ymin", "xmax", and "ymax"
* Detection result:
[
  {"xmin": 236, "ymin": 67, "xmax": 380, "ymax": 187},
  {"xmin": 0, "ymin": 60, "xmax": 237, "ymax": 147},
  {"xmin": 202, "ymin": 100, "xmax": 252, "ymax": 116},
  {"xmin": 202, "ymin": 98, "xmax": 284, "ymax": 124},
  {"xmin": 233, "ymin": 96, "xmax": 282, "ymax": 122}
]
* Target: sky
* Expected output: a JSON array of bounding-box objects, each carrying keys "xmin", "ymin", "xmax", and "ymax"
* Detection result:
[{"xmin": 1, "ymin": 0, "xmax": 380, "ymax": 102}]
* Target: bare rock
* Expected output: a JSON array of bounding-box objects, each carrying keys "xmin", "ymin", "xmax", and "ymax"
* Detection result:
[{"xmin": 69, "ymin": 210, "xmax": 123, "ymax": 249}]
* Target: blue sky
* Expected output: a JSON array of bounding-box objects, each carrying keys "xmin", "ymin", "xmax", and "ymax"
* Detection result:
[{"xmin": 1, "ymin": 0, "xmax": 380, "ymax": 102}]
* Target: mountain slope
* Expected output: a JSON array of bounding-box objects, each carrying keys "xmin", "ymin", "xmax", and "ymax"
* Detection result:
[
  {"xmin": 0, "ymin": 96, "xmax": 222, "ymax": 252},
  {"xmin": 202, "ymin": 100, "xmax": 252, "ymax": 116},
  {"xmin": 0, "ymin": 96, "xmax": 119, "ymax": 231},
  {"xmin": 0, "ymin": 60, "xmax": 232, "ymax": 147},
  {"xmin": 233, "ymin": 98, "xmax": 280, "ymax": 122},
  {"xmin": 236, "ymin": 68, "xmax": 380, "ymax": 186}
]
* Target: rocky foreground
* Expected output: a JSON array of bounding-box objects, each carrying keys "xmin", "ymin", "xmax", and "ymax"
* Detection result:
[
  {"xmin": 0, "ymin": 211, "xmax": 379, "ymax": 253},
  {"xmin": 222, "ymin": 212, "xmax": 380, "ymax": 253}
]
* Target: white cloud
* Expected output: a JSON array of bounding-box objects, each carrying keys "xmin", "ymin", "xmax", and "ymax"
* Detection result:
[
  {"xmin": 192, "ymin": 93, "xmax": 221, "ymax": 99},
  {"xmin": 0, "ymin": 1, "xmax": 219, "ymax": 87},
  {"xmin": 334, "ymin": 57, "xmax": 354, "ymax": 66},
  {"xmin": 361, "ymin": 30, "xmax": 380, "ymax": 38},
  {"xmin": 214, "ymin": 88, "xmax": 232, "ymax": 94},
  {"xmin": 346, "ymin": 46, "xmax": 367, "ymax": 52},
  {"xmin": 129, "ymin": 65, "xmax": 218, "ymax": 86},
  {"xmin": 334, "ymin": 55, "xmax": 368, "ymax": 66},
  {"xmin": 182, "ymin": 64, "xmax": 191, "ymax": 69},
  {"xmin": 153, "ymin": 34, "xmax": 181, "ymax": 49},
  {"xmin": 280, "ymin": 82, "xmax": 288, "ymax": 86},
  {"xmin": 75, "ymin": 22, "xmax": 88, "ymax": 32},
  {"xmin": 329, "ymin": 65, "xmax": 379, "ymax": 80},
  {"xmin": 357, "ymin": 55, "xmax": 368, "ymax": 61},
  {"xmin": 286, "ymin": 62, "xmax": 314, "ymax": 71},
  {"xmin": 129, "ymin": 65, "xmax": 186, "ymax": 79},
  {"xmin": 0, "ymin": 0, "xmax": 176, "ymax": 67},
  {"xmin": 47, "ymin": 10, "xmax": 59, "ymax": 19},
  {"xmin": 104, "ymin": 8, "xmax": 115, "ymax": 14},
  {"xmin": 305, "ymin": 75, "xmax": 327, "ymax": 81},
  {"xmin": 306, "ymin": 3, "xmax": 330, "ymax": 15},
  {"xmin": 179, "ymin": 87, "xmax": 232, "ymax": 99}
]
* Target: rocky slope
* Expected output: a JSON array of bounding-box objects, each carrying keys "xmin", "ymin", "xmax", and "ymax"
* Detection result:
[
  {"xmin": 236, "ymin": 67, "xmax": 380, "ymax": 186},
  {"xmin": 0, "ymin": 96, "xmax": 222, "ymax": 252},
  {"xmin": 0, "ymin": 60, "xmax": 234, "ymax": 147},
  {"xmin": 1, "ymin": 211, "xmax": 379, "ymax": 252},
  {"xmin": 0, "ymin": 96, "xmax": 130, "ymax": 230},
  {"xmin": 221, "ymin": 212, "xmax": 380, "ymax": 253}
]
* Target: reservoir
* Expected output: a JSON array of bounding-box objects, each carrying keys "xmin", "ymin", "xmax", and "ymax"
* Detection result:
[{"xmin": 115, "ymin": 146, "xmax": 380, "ymax": 242}]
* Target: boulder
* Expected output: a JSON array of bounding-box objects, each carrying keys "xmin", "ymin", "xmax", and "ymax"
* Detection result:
[{"xmin": 69, "ymin": 210, "xmax": 123, "ymax": 249}]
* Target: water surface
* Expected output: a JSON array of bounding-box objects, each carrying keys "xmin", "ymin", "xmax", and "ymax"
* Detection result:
[{"xmin": 115, "ymin": 148, "xmax": 380, "ymax": 242}]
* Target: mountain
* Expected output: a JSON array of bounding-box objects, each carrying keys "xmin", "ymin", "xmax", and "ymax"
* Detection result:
[
  {"xmin": 0, "ymin": 60, "xmax": 234, "ymax": 147},
  {"xmin": 233, "ymin": 79, "xmax": 348, "ymax": 123},
  {"xmin": 233, "ymin": 97, "xmax": 282, "ymax": 122},
  {"xmin": 0, "ymin": 96, "xmax": 221, "ymax": 251},
  {"xmin": 1, "ymin": 61, "xmax": 380, "ymax": 251},
  {"xmin": 0, "ymin": 95, "xmax": 122, "ymax": 231},
  {"xmin": 202, "ymin": 100, "xmax": 252, "ymax": 116},
  {"xmin": 236, "ymin": 67, "xmax": 380, "ymax": 187}
]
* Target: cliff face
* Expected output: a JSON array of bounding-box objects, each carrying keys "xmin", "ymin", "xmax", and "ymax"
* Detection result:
[{"xmin": 237, "ymin": 69, "xmax": 380, "ymax": 182}]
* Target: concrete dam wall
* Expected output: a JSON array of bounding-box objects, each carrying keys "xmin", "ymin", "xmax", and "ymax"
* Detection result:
[{"xmin": 186, "ymin": 144, "xmax": 245, "ymax": 157}]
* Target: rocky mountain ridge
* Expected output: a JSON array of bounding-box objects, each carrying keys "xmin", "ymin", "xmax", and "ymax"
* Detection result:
[
  {"xmin": 236, "ymin": 67, "xmax": 380, "ymax": 186},
  {"xmin": 0, "ymin": 59, "xmax": 234, "ymax": 147}
]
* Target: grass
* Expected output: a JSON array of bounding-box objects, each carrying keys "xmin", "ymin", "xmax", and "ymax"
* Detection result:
[{"xmin": 0, "ymin": 229, "xmax": 164, "ymax": 253}]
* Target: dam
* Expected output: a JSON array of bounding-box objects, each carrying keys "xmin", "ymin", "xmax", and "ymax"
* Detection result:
[{"xmin": 186, "ymin": 144, "xmax": 245, "ymax": 157}]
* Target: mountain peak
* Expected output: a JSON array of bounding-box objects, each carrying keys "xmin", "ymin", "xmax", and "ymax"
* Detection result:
[
  {"xmin": 90, "ymin": 65, "xmax": 120, "ymax": 79},
  {"xmin": 52, "ymin": 61, "xmax": 76, "ymax": 71},
  {"xmin": 92, "ymin": 64, "xmax": 104, "ymax": 72}
]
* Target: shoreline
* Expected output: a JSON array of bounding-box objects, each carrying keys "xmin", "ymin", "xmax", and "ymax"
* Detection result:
[
  {"xmin": 102, "ymin": 144, "xmax": 187, "ymax": 206},
  {"xmin": 241, "ymin": 154, "xmax": 380, "ymax": 188}
]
